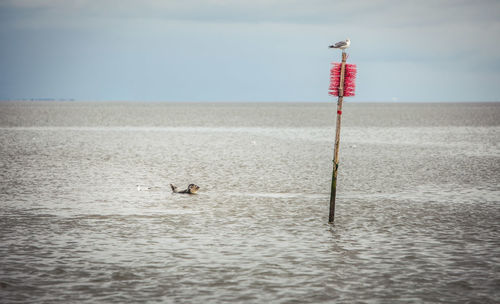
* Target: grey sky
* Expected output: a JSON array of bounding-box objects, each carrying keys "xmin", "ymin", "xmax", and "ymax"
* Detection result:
[{"xmin": 1, "ymin": 0, "xmax": 499, "ymax": 102}]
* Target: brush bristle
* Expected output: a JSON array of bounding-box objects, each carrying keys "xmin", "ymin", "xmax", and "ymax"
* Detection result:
[{"xmin": 329, "ymin": 63, "xmax": 357, "ymax": 97}]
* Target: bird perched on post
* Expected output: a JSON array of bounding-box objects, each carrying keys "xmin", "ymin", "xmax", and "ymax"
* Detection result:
[{"xmin": 329, "ymin": 39, "xmax": 350, "ymax": 51}]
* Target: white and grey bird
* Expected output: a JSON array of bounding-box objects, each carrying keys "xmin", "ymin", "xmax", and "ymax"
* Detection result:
[
  {"xmin": 136, "ymin": 184, "xmax": 152, "ymax": 191},
  {"xmin": 329, "ymin": 39, "xmax": 350, "ymax": 50}
]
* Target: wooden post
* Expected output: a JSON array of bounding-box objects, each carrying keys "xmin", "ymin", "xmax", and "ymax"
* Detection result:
[{"xmin": 329, "ymin": 51, "xmax": 347, "ymax": 223}]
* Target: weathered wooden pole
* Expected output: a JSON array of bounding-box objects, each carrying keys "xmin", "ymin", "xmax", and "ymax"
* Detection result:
[{"xmin": 329, "ymin": 51, "xmax": 347, "ymax": 223}]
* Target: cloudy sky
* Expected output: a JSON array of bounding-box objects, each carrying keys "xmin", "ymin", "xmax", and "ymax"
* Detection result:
[{"xmin": 1, "ymin": 0, "xmax": 499, "ymax": 102}]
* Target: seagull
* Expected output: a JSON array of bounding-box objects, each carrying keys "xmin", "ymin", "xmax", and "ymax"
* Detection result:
[
  {"xmin": 137, "ymin": 185, "xmax": 152, "ymax": 191},
  {"xmin": 329, "ymin": 39, "xmax": 350, "ymax": 51}
]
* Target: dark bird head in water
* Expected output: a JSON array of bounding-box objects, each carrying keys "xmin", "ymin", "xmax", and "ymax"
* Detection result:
[{"xmin": 187, "ymin": 184, "xmax": 200, "ymax": 194}]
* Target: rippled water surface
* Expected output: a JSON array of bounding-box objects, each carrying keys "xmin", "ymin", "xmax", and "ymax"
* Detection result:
[{"xmin": 1, "ymin": 102, "xmax": 499, "ymax": 303}]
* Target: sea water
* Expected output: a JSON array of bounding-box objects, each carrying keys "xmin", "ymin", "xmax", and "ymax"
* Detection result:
[{"xmin": 0, "ymin": 101, "xmax": 499, "ymax": 303}]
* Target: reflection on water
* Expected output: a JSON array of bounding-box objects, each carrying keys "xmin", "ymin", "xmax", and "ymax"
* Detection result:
[{"xmin": 0, "ymin": 102, "xmax": 499, "ymax": 303}]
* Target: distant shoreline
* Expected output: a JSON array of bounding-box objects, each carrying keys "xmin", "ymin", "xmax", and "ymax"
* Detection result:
[
  {"xmin": 0, "ymin": 100, "xmax": 499, "ymax": 104},
  {"xmin": 1, "ymin": 98, "xmax": 75, "ymax": 102}
]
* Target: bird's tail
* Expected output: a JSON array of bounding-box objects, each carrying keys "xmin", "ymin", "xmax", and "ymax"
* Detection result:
[
  {"xmin": 328, "ymin": 45, "xmax": 336, "ymax": 48},
  {"xmin": 170, "ymin": 184, "xmax": 178, "ymax": 193}
]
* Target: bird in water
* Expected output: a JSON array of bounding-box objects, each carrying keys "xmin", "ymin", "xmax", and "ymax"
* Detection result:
[
  {"xmin": 170, "ymin": 183, "xmax": 200, "ymax": 194},
  {"xmin": 136, "ymin": 185, "xmax": 152, "ymax": 191},
  {"xmin": 329, "ymin": 39, "xmax": 350, "ymax": 51}
]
